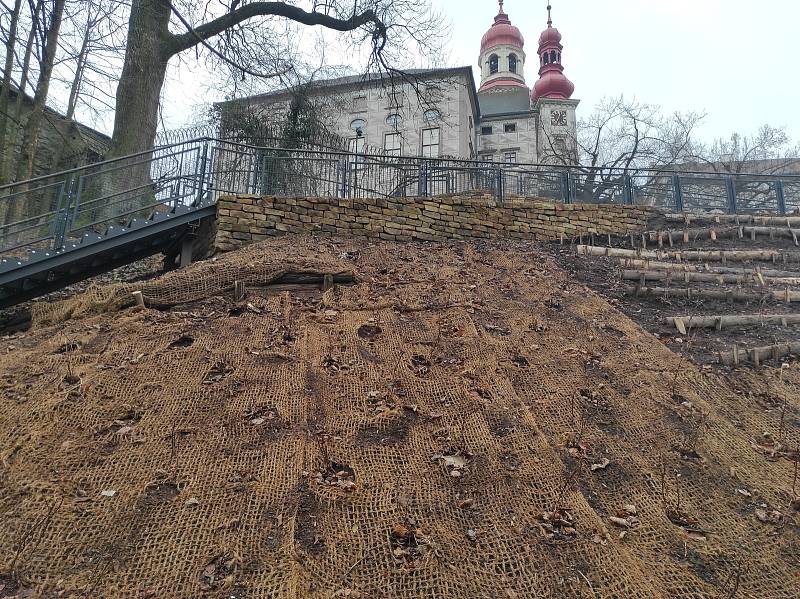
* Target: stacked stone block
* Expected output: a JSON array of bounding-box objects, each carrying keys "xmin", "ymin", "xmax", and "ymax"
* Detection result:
[{"xmin": 215, "ymin": 194, "xmax": 655, "ymax": 252}]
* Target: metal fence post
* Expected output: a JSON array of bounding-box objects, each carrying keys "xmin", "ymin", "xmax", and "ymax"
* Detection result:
[
  {"xmin": 418, "ymin": 162, "xmax": 428, "ymax": 197},
  {"xmin": 195, "ymin": 141, "xmax": 210, "ymax": 204},
  {"xmin": 560, "ymin": 172, "xmax": 571, "ymax": 204},
  {"xmin": 495, "ymin": 167, "xmax": 503, "ymax": 201},
  {"xmin": 622, "ymin": 174, "xmax": 634, "ymax": 205},
  {"xmin": 672, "ymin": 175, "xmax": 684, "ymax": 212},
  {"xmin": 725, "ymin": 176, "xmax": 737, "ymax": 214},
  {"xmin": 52, "ymin": 175, "xmax": 77, "ymax": 251},
  {"xmin": 776, "ymin": 180, "xmax": 787, "ymax": 215},
  {"xmin": 337, "ymin": 159, "xmax": 349, "ymax": 198},
  {"xmin": 69, "ymin": 175, "xmax": 86, "ymax": 230}
]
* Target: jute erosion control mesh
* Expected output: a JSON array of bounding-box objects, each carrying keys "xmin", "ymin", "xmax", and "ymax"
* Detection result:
[{"xmin": 1, "ymin": 235, "xmax": 798, "ymax": 598}]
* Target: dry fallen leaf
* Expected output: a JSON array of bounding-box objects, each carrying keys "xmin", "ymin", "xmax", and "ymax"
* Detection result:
[
  {"xmin": 608, "ymin": 516, "xmax": 632, "ymax": 529},
  {"xmin": 100, "ymin": 490, "xmax": 116, "ymax": 497},
  {"xmin": 590, "ymin": 458, "xmax": 611, "ymax": 472},
  {"xmin": 432, "ymin": 454, "xmax": 469, "ymax": 469},
  {"xmin": 457, "ymin": 498, "xmax": 475, "ymax": 510}
]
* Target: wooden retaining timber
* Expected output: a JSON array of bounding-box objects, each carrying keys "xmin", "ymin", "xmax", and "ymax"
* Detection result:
[
  {"xmin": 663, "ymin": 214, "xmax": 800, "ymax": 227},
  {"xmin": 623, "ymin": 285, "xmax": 800, "ymax": 303},
  {"xmin": 647, "ymin": 226, "xmax": 799, "ymax": 246},
  {"xmin": 718, "ymin": 342, "xmax": 800, "ymax": 367},
  {"xmin": 664, "ymin": 314, "xmax": 800, "ymax": 330},
  {"xmin": 622, "ymin": 270, "xmax": 800, "ymax": 286},
  {"xmin": 618, "ymin": 259, "xmax": 800, "ymax": 278},
  {"xmin": 578, "ymin": 245, "xmax": 800, "ymax": 264}
]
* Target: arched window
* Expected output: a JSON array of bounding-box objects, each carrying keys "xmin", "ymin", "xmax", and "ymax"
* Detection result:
[
  {"xmin": 350, "ymin": 119, "xmax": 366, "ymax": 136},
  {"xmin": 386, "ymin": 113, "xmax": 402, "ymax": 129},
  {"xmin": 543, "ymin": 53, "xmax": 549, "ymax": 65},
  {"xmin": 489, "ymin": 54, "xmax": 499, "ymax": 74},
  {"xmin": 550, "ymin": 50, "xmax": 557, "ymax": 64},
  {"xmin": 509, "ymin": 53, "xmax": 518, "ymax": 74},
  {"xmin": 557, "ymin": 52, "xmax": 562, "ymax": 63}
]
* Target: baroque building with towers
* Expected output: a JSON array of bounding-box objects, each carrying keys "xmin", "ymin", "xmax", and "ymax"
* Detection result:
[{"xmin": 218, "ymin": 1, "xmax": 578, "ymax": 165}]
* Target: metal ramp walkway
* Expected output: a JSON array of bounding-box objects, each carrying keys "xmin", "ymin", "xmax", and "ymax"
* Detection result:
[{"xmin": 0, "ymin": 140, "xmax": 215, "ymax": 308}]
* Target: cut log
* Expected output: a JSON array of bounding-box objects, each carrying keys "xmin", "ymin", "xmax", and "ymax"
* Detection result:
[
  {"xmin": 662, "ymin": 214, "xmax": 800, "ymax": 227},
  {"xmin": 577, "ymin": 245, "xmax": 800, "ymax": 263},
  {"xmin": 622, "ymin": 270, "xmax": 800, "ymax": 286},
  {"xmin": 664, "ymin": 314, "xmax": 800, "ymax": 330},
  {"xmin": 623, "ymin": 285, "xmax": 800, "ymax": 303},
  {"xmin": 647, "ymin": 227, "xmax": 739, "ymax": 243},
  {"xmin": 718, "ymin": 342, "xmax": 800, "ymax": 366},
  {"xmin": 646, "ymin": 226, "xmax": 799, "ymax": 246},
  {"xmin": 618, "ymin": 259, "xmax": 800, "ymax": 278}
]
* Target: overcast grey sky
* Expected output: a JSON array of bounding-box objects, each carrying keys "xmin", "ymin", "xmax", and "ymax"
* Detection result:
[{"xmin": 159, "ymin": 0, "xmax": 799, "ymax": 143}]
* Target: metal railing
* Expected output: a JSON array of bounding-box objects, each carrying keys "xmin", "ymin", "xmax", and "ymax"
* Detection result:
[
  {"xmin": 0, "ymin": 139, "xmax": 209, "ymax": 257},
  {"xmin": 207, "ymin": 139, "xmax": 800, "ymax": 214},
  {"xmin": 2, "ymin": 136, "xmax": 799, "ymax": 258}
]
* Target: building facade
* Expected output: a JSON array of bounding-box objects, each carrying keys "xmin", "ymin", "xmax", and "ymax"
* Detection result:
[{"xmin": 217, "ymin": 1, "xmax": 578, "ymax": 167}]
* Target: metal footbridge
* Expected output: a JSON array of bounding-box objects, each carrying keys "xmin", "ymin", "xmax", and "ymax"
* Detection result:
[{"xmin": 0, "ymin": 140, "xmax": 221, "ymax": 308}]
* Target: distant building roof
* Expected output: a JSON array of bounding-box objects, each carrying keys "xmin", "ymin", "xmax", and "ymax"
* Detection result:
[
  {"xmin": 8, "ymin": 86, "xmax": 111, "ymax": 153},
  {"xmin": 216, "ymin": 66, "xmax": 481, "ymax": 120}
]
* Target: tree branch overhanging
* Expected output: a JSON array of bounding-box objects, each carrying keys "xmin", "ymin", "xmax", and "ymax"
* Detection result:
[{"xmin": 164, "ymin": 1, "xmax": 385, "ymax": 56}]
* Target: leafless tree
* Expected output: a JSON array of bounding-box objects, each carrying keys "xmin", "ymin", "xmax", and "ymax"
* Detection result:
[
  {"xmin": 540, "ymin": 95, "xmax": 704, "ymax": 203},
  {"xmin": 0, "ymin": 0, "xmax": 24, "ymax": 157},
  {"xmin": 108, "ymin": 0, "xmax": 445, "ymax": 161},
  {"xmin": 56, "ymin": 0, "xmax": 127, "ymax": 123},
  {"xmin": 688, "ymin": 125, "xmax": 800, "ymax": 176},
  {"xmin": 14, "ymin": 0, "xmax": 65, "ymax": 181},
  {"xmin": 0, "ymin": 0, "xmax": 125, "ymax": 184}
]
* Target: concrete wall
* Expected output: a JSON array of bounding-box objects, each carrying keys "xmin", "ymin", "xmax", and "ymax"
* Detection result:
[{"xmin": 215, "ymin": 193, "xmax": 654, "ymax": 252}]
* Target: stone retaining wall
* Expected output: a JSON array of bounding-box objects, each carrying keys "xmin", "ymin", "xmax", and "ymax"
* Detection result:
[{"xmin": 215, "ymin": 194, "xmax": 656, "ymax": 252}]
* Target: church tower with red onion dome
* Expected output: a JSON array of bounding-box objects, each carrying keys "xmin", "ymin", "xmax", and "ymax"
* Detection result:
[
  {"xmin": 478, "ymin": 0, "xmax": 527, "ymax": 94},
  {"xmin": 532, "ymin": 3, "xmax": 575, "ymax": 102},
  {"xmin": 476, "ymin": 2, "xmax": 579, "ymax": 165}
]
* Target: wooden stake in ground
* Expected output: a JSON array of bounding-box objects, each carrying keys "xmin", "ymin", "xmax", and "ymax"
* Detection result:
[
  {"xmin": 132, "ymin": 291, "xmax": 145, "ymax": 309},
  {"xmin": 233, "ymin": 281, "xmax": 246, "ymax": 302}
]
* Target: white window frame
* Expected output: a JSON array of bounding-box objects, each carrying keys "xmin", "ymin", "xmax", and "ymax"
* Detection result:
[
  {"xmin": 503, "ymin": 151, "xmax": 517, "ymax": 164},
  {"xmin": 421, "ymin": 127, "xmax": 440, "ymax": 158},
  {"xmin": 384, "ymin": 132, "xmax": 402, "ymax": 156}
]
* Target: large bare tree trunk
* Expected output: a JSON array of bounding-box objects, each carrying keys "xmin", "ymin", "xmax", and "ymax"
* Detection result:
[
  {"xmin": 92, "ymin": 0, "xmax": 171, "ymax": 222},
  {"xmin": 16, "ymin": 0, "xmax": 67, "ymax": 183},
  {"xmin": 108, "ymin": 1, "xmax": 383, "ymax": 160},
  {"xmin": 0, "ymin": 0, "xmax": 23, "ymax": 184},
  {"xmin": 1, "ymin": 0, "xmax": 42, "ymax": 184},
  {"xmin": 107, "ymin": 0, "xmax": 171, "ymax": 161}
]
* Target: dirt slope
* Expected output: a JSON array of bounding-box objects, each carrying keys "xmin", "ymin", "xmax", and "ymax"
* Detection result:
[{"xmin": 0, "ymin": 236, "xmax": 798, "ymax": 598}]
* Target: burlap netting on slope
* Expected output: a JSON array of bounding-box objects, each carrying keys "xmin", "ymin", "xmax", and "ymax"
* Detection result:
[{"xmin": 2, "ymin": 235, "xmax": 798, "ymax": 598}]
